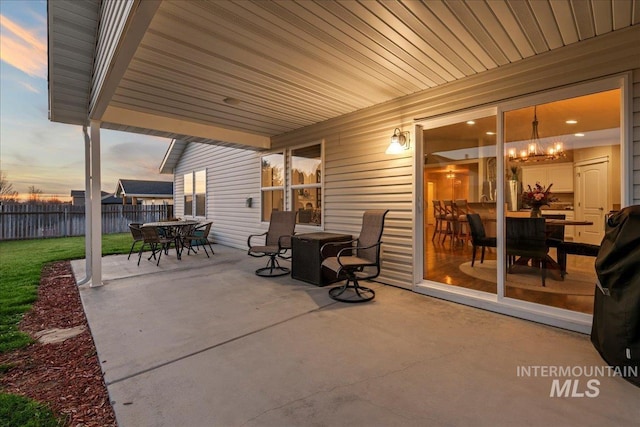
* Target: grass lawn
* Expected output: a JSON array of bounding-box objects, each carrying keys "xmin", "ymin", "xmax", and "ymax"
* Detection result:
[
  {"xmin": 0, "ymin": 233, "xmax": 133, "ymax": 353},
  {"xmin": 0, "ymin": 233, "xmax": 133, "ymax": 426}
]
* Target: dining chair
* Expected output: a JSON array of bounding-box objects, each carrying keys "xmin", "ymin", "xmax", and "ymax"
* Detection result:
[
  {"xmin": 321, "ymin": 209, "xmax": 389, "ymax": 303},
  {"xmin": 127, "ymin": 223, "xmax": 144, "ymax": 260},
  {"xmin": 247, "ymin": 211, "xmax": 297, "ymax": 276},
  {"xmin": 184, "ymin": 221, "xmax": 215, "ymax": 257},
  {"xmin": 506, "ymin": 217, "xmax": 548, "ymax": 286},
  {"xmin": 466, "ymin": 213, "xmax": 497, "ymax": 267},
  {"xmin": 138, "ymin": 226, "xmax": 174, "ymax": 266},
  {"xmin": 557, "ymin": 241, "xmax": 600, "ymax": 278},
  {"xmin": 542, "ymin": 213, "xmax": 566, "ymax": 274}
]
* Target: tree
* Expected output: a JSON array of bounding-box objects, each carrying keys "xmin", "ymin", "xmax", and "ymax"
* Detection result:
[
  {"xmin": 27, "ymin": 186, "xmax": 43, "ymax": 203},
  {"xmin": 0, "ymin": 171, "xmax": 19, "ymax": 203}
]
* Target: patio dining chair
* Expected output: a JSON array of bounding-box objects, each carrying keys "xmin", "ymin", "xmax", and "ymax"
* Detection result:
[
  {"xmin": 321, "ymin": 209, "xmax": 389, "ymax": 303},
  {"xmin": 128, "ymin": 223, "xmax": 144, "ymax": 260},
  {"xmin": 138, "ymin": 226, "xmax": 174, "ymax": 266},
  {"xmin": 184, "ymin": 221, "xmax": 215, "ymax": 257},
  {"xmin": 247, "ymin": 211, "xmax": 297, "ymax": 276}
]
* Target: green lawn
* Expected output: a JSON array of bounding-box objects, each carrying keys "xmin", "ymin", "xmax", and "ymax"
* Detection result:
[
  {"xmin": 0, "ymin": 233, "xmax": 134, "ymax": 425},
  {"xmin": 0, "ymin": 233, "xmax": 133, "ymax": 353}
]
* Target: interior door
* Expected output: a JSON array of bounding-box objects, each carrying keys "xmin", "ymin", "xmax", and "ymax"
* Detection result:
[{"xmin": 575, "ymin": 161, "xmax": 608, "ymax": 245}]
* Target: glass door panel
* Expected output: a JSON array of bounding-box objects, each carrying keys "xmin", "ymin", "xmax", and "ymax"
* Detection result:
[
  {"xmin": 423, "ymin": 114, "xmax": 497, "ymax": 294},
  {"xmin": 502, "ymin": 89, "xmax": 620, "ymax": 314}
]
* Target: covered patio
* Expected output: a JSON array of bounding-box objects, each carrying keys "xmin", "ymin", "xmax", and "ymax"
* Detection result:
[{"xmin": 72, "ymin": 247, "xmax": 639, "ymax": 426}]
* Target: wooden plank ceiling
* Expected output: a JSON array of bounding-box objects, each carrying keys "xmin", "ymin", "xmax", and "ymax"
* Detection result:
[{"xmin": 50, "ymin": 0, "xmax": 640, "ymax": 146}]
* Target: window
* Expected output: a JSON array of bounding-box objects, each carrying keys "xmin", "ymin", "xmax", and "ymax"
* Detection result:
[
  {"xmin": 260, "ymin": 153, "xmax": 285, "ymax": 222},
  {"xmin": 291, "ymin": 144, "xmax": 322, "ymax": 226},
  {"xmin": 183, "ymin": 169, "xmax": 206, "ymax": 217}
]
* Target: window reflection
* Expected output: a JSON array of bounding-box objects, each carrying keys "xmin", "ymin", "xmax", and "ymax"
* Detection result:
[{"xmin": 291, "ymin": 144, "xmax": 322, "ymax": 226}]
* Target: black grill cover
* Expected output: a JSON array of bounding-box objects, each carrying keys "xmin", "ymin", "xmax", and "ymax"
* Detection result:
[{"xmin": 591, "ymin": 205, "xmax": 640, "ymax": 387}]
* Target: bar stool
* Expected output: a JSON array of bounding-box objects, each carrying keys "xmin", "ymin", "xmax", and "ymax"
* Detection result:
[
  {"xmin": 442, "ymin": 200, "xmax": 458, "ymax": 244},
  {"xmin": 455, "ymin": 199, "xmax": 471, "ymax": 246},
  {"xmin": 432, "ymin": 200, "xmax": 446, "ymax": 241}
]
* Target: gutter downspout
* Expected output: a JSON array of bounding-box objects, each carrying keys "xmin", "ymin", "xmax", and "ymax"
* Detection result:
[{"xmin": 77, "ymin": 125, "xmax": 92, "ymax": 285}]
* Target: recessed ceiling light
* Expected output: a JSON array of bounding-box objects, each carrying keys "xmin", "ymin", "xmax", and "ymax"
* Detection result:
[
  {"xmin": 466, "ymin": 120, "xmax": 475, "ymax": 125},
  {"xmin": 485, "ymin": 131, "xmax": 495, "ymax": 135},
  {"xmin": 223, "ymin": 97, "xmax": 241, "ymax": 105},
  {"xmin": 566, "ymin": 120, "xmax": 578, "ymax": 124},
  {"xmin": 575, "ymin": 133, "xmax": 585, "ymax": 137}
]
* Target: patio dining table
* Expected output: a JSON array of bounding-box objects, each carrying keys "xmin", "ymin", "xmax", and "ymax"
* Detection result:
[{"xmin": 142, "ymin": 220, "xmax": 200, "ymax": 260}]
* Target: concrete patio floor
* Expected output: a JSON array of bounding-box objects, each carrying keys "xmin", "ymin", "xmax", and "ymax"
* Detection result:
[{"xmin": 71, "ymin": 245, "xmax": 639, "ymax": 427}]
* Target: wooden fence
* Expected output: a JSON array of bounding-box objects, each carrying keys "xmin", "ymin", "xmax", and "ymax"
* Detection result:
[{"xmin": 0, "ymin": 204, "xmax": 173, "ymax": 241}]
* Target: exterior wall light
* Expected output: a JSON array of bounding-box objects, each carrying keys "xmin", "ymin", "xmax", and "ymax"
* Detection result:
[{"xmin": 385, "ymin": 128, "xmax": 411, "ymax": 154}]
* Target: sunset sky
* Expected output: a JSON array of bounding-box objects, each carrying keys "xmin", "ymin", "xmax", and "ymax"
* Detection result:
[{"xmin": 0, "ymin": 0, "xmax": 171, "ymax": 201}]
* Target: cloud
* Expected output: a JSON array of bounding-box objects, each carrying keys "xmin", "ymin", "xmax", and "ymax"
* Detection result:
[
  {"xmin": 0, "ymin": 14, "xmax": 47, "ymax": 79},
  {"xmin": 19, "ymin": 81, "xmax": 40, "ymax": 93}
]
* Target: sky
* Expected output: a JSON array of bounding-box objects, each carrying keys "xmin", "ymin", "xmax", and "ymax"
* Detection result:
[{"xmin": 0, "ymin": 0, "xmax": 171, "ymax": 202}]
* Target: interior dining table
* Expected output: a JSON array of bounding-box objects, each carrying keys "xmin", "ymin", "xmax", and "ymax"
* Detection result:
[
  {"xmin": 508, "ymin": 217, "xmax": 594, "ymax": 281},
  {"xmin": 142, "ymin": 220, "xmax": 200, "ymax": 260}
]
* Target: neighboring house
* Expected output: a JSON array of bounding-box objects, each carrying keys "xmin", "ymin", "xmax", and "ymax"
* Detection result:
[
  {"xmin": 48, "ymin": 1, "xmax": 640, "ymax": 334},
  {"xmin": 71, "ymin": 190, "xmax": 134, "ymax": 206},
  {"xmin": 114, "ymin": 179, "xmax": 173, "ymax": 206}
]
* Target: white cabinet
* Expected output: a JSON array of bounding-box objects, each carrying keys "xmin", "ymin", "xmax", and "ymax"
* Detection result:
[{"xmin": 521, "ymin": 163, "xmax": 573, "ymax": 192}]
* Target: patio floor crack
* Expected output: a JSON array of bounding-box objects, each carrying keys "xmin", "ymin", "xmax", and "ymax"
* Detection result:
[{"xmin": 105, "ymin": 300, "xmax": 339, "ymax": 386}]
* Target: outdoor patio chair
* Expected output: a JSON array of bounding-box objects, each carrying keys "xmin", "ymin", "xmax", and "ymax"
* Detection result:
[
  {"xmin": 467, "ymin": 213, "xmax": 497, "ymax": 267},
  {"xmin": 321, "ymin": 209, "xmax": 389, "ymax": 303},
  {"xmin": 506, "ymin": 217, "xmax": 548, "ymax": 286},
  {"xmin": 247, "ymin": 211, "xmax": 297, "ymax": 277},
  {"xmin": 184, "ymin": 221, "xmax": 215, "ymax": 257},
  {"xmin": 138, "ymin": 226, "xmax": 174, "ymax": 266},
  {"xmin": 128, "ymin": 223, "xmax": 144, "ymax": 260}
]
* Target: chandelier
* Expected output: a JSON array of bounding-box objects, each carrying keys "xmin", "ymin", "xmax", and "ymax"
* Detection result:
[{"xmin": 508, "ymin": 106, "xmax": 565, "ymax": 162}]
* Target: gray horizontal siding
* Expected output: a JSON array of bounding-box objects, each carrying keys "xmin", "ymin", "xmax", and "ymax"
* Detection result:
[
  {"xmin": 271, "ymin": 27, "xmax": 640, "ymax": 290},
  {"xmin": 175, "ymin": 143, "xmax": 263, "ymax": 250},
  {"xmin": 174, "ymin": 26, "xmax": 639, "ymax": 290}
]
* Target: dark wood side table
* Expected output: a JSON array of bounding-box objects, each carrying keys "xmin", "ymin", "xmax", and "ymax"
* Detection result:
[{"xmin": 291, "ymin": 232, "xmax": 352, "ymax": 286}]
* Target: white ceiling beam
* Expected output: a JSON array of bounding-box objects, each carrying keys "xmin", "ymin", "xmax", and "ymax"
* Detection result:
[{"xmin": 102, "ymin": 106, "xmax": 271, "ymax": 149}]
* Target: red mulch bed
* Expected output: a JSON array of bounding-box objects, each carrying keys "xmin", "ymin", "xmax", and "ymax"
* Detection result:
[{"xmin": 0, "ymin": 261, "xmax": 117, "ymax": 426}]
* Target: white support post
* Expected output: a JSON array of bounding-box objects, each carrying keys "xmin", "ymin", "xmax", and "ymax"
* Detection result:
[
  {"xmin": 90, "ymin": 120, "xmax": 103, "ymax": 287},
  {"xmin": 77, "ymin": 126, "xmax": 93, "ymax": 285}
]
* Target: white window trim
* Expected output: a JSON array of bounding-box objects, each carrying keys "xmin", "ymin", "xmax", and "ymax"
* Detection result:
[
  {"xmin": 183, "ymin": 169, "xmax": 207, "ymax": 219},
  {"xmin": 289, "ymin": 140, "xmax": 324, "ymax": 229},
  {"xmin": 260, "ymin": 151, "xmax": 286, "ymax": 223}
]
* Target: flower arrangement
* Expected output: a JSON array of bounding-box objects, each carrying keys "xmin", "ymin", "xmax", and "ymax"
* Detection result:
[
  {"xmin": 522, "ymin": 182, "xmax": 558, "ymax": 217},
  {"xmin": 522, "ymin": 182, "xmax": 557, "ymax": 207}
]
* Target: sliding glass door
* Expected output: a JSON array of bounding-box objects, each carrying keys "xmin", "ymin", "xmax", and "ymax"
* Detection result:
[
  {"xmin": 423, "ymin": 111, "xmax": 497, "ymax": 294},
  {"xmin": 502, "ymin": 89, "xmax": 621, "ymax": 314}
]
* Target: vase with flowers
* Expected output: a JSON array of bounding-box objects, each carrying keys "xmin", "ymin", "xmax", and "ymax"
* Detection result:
[{"xmin": 522, "ymin": 182, "xmax": 557, "ymax": 218}]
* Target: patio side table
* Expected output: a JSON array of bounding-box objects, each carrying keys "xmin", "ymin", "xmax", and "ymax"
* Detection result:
[{"xmin": 291, "ymin": 232, "xmax": 352, "ymax": 286}]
